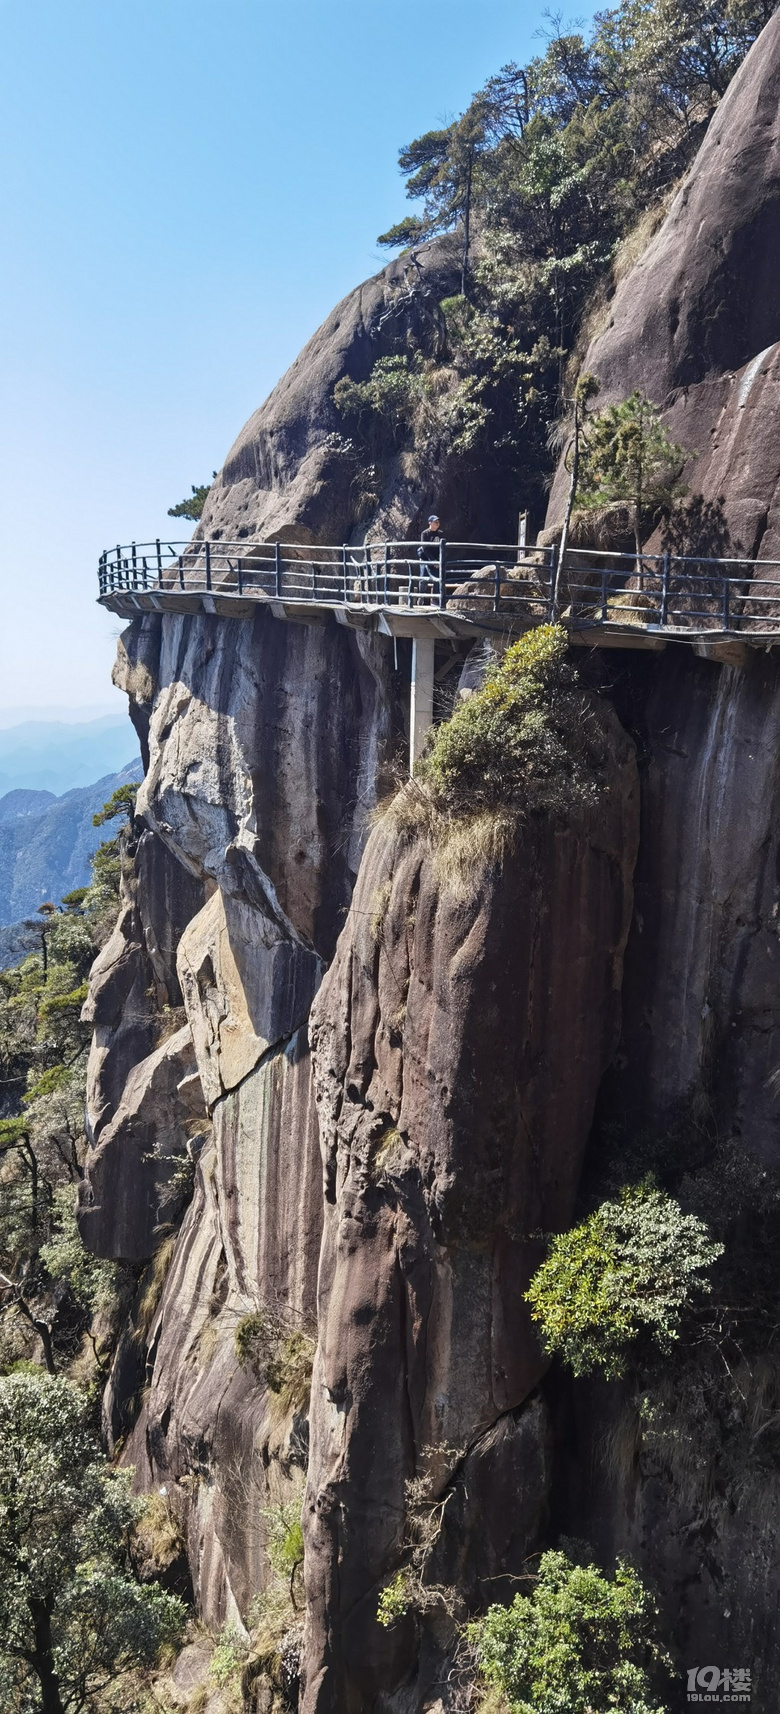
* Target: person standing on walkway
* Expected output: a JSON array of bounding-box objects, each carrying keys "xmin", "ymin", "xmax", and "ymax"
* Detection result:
[{"xmin": 416, "ymin": 513, "xmax": 443, "ymax": 599}]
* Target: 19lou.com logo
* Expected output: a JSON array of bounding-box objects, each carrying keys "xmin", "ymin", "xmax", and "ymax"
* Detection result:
[{"xmin": 687, "ymin": 1666, "xmax": 751, "ymax": 1703}]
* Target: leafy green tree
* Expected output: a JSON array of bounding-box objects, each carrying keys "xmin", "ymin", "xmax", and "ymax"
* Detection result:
[
  {"xmin": 525, "ymin": 1181, "xmax": 723, "ymax": 1379},
  {"xmin": 0, "ymin": 1372, "xmax": 185, "ymax": 1713},
  {"xmin": 0, "ymin": 835, "xmax": 130, "ymax": 1376},
  {"xmin": 167, "ymin": 472, "xmax": 216, "ymax": 521},
  {"xmin": 468, "ymin": 1550, "xmax": 672, "ymax": 1714},
  {"xmin": 575, "ymin": 391, "xmax": 688, "ymax": 561}
]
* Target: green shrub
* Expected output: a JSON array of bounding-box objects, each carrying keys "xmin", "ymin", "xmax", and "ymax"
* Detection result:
[
  {"xmin": 334, "ymin": 354, "xmax": 425, "ymax": 449},
  {"xmin": 377, "ymin": 1570, "xmax": 412, "ymax": 1629},
  {"xmin": 468, "ymin": 1550, "xmax": 672, "ymax": 1713},
  {"xmin": 525, "ymin": 1182, "xmax": 722, "ymax": 1379},
  {"xmin": 420, "ymin": 625, "xmax": 607, "ymax": 819},
  {"xmin": 209, "ymin": 1623, "xmax": 249, "ymax": 1686},
  {"xmin": 234, "ymin": 1310, "xmax": 274, "ymax": 1372},
  {"xmin": 40, "ymin": 1187, "xmax": 124, "ymax": 1316}
]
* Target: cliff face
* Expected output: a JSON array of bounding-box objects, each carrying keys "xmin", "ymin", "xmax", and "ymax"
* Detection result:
[
  {"xmin": 302, "ymin": 737, "xmax": 638, "ymax": 1710},
  {"xmin": 79, "ymin": 15, "xmax": 780, "ymax": 1707},
  {"xmin": 82, "ymin": 606, "xmax": 400, "ymax": 1625},
  {"xmin": 547, "ymin": 11, "xmax": 780, "ymax": 561}
]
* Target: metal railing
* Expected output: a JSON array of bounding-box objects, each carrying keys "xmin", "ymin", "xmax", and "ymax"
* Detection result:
[{"xmin": 97, "ymin": 539, "xmax": 780, "ymax": 635}]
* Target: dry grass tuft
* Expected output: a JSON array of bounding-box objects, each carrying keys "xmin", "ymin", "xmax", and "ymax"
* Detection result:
[
  {"xmin": 135, "ymin": 1234, "xmax": 178, "ymax": 1342},
  {"xmin": 131, "ymin": 1491, "xmax": 186, "ymax": 1581}
]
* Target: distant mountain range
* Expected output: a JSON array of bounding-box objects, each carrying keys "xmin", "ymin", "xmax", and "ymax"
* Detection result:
[
  {"xmin": 0, "ymin": 716, "xmax": 138, "ymax": 796},
  {"xmin": 0, "ymin": 758, "xmax": 143, "ymax": 943}
]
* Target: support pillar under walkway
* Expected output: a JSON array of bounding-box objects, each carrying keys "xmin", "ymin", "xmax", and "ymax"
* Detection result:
[{"xmin": 409, "ymin": 637, "xmax": 435, "ymax": 774}]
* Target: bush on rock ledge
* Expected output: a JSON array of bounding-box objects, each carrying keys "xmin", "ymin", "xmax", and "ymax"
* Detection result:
[{"xmin": 388, "ymin": 625, "xmax": 615, "ymax": 889}]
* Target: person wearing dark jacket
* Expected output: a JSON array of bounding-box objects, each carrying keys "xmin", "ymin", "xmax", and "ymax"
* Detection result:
[{"xmin": 419, "ymin": 513, "xmax": 442, "ymax": 554}]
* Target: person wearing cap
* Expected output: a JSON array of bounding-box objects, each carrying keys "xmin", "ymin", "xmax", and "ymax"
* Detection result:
[
  {"xmin": 412, "ymin": 511, "xmax": 443, "ymax": 601},
  {"xmin": 419, "ymin": 513, "xmax": 442, "ymax": 550}
]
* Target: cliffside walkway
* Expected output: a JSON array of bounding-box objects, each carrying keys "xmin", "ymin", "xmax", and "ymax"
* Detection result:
[
  {"xmin": 100, "ymin": 535, "xmax": 780, "ymax": 766},
  {"xmin": 98, "ymin": 535, "xmax": 780, "ymax": 664}
]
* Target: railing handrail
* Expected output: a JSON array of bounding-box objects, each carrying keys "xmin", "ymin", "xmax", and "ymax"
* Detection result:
[{"xmin": 97, "ymin": 535, "xmax": 780, "ymax": 641}]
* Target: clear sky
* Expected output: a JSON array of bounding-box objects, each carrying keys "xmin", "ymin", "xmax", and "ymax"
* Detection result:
[{"xmin": 0, "ymin": 0, "xmax": 597, "ymax": 713}]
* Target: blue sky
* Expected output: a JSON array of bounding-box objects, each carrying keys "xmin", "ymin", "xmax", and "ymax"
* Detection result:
[{"xmin": 0, "ymin": 0, "xmax": 597, "ymax": 713}]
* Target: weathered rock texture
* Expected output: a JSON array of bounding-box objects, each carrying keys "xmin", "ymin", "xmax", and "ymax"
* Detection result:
[
  {"xmin": 83, "ymin": 601, "xmax": 401, "ymax": 1623},
  {"xmin": 547, "ymin": 11, "xmax": 780, "ymax": 564},
  {"xmin": 603, "ymin": 648, "xmax": 780, "ymax": 1150},
  {"xmin": 302, "ymin": 713, "xmax": 638, "ymax": 1711},
  {"xmin": 80, "ymin": 824, "xmax": 205, "ymax": 1259},
  {"xmin": 190, "ymin": 240, "xmax": 459, "ymax": 549}
]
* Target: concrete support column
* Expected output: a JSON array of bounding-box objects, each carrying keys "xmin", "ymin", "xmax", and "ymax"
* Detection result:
[{"xmin": 410, "ymin": 637, "xmax": 435, "ymax": 775}]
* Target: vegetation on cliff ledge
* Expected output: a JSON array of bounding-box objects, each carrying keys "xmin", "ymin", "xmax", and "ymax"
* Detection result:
[
  {"xmin": 468, "ymin": 1550, "xmax": 672, "ymax": 1714},
  {"xmin": 525, "ymin": 1181, "xmax": 722, "ymax": 1379},
  {"xmin": 388, "ymin": 626, "xmax": 612, "ymax": 887}
]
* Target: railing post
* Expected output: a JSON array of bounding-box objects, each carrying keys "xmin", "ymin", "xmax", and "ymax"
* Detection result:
[
  {"xmin": 238, "ymin": 558, "xmax": 243, "ymax": 595},
  {"xmin": 722, "ymin": 574, "xmax": 730, "ymax": 632},
  {"xmin": 494, "ymin": 558, "xmax": 500, "ymax": 614},
  {"xmin": 178, "ymin": 554, "xmax": 185, "ymax": 590},
  {"xmin": 660, "ymin": 551, "xmax": 670, "ymax": 626},
  {"xmin": 116, "ymin": 545, "xmax": 122, "ymax": 591},
  {"xmin": 131, "ymin": 541, "xmax": 137, "ymax": 588},
  {"xmin": 205, "ymin": 540, "xmax": 212, "ymax": 592},
  {"xmin": 547, "ymin": 546, "xmax": 558, "ymax": 621},
  {"xmin": 275, "ymin": 541, "xmax": 282, "ymax": 598},
  {"xmin": 439, "ymin": 537, "xmax": 446, "ymax": 611},
  {"xmin": 383, "ymin": 542, "xmax": 389, "ymax": 606},
  {"xmin": 342, "ymin": 544, "xmax": 347, "ymax": 603},
  {"xmin": 156, "ymin": 539, "xmax": 162, "ymax": 587},
  {"xmin": 601, "ymin": 567, "xmax": 608, "ymax": 623}
]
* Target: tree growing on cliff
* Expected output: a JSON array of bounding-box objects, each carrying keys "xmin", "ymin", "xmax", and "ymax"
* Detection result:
[
  {"xmin": 468, "ymin": 1549, "xmax": 672, "ymax": 1713},
  {"xmin": 525, "ymin": 1181, "xmax": 723, "ymax": 1379},
  {"xmin": 0, "ymin": 1372, "xmax": 185, "ymax": 1713},
  {"xmin": 572, "ymin": 390, "xmax": 688, "ymax": 563},
  {"xmin": 92, "ymin": 783, "xmax": 138, "ymax": 828},
  {"xmin": 167, "ymin": 473, "xmax": 216, "ymax": 522}
]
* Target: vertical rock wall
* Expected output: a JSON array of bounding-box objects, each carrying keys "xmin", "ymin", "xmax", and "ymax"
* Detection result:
[
  {"xmin": 301, "ymin": 708, "xmax": 639, "ymax": 1711},
  {"xmin": 82, "ymin": 604, "xmax": 399, "ymax": 1623}
]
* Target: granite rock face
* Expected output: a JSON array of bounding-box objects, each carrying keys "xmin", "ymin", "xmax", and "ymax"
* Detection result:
[
  {"xmin": 547, "ymin": 12, "xmax": 780, "ymax": 560},
  {"xmin": 79, "ymin": 1023, "xmax": 206, "ymax": 1262},
  {"xmin": 302, "ymin": 709, "xmax": 639, "ymax": 1712},
  {"xmin": 603, "ymin": 649, "xmax": 780, "ymax": 1153},
  {"xmin": 122, "ymin": 1034, "xmax": 323, "ymax": 1624},
  {"xmin": 84, "ymin": 601, "xmax": 401, "ymax": 1624},
  {"xmin": 197, "ymin": 239, "xmax": 461, "ymax": 549},
  {"xmin": 77, "ymin": 18, "xmax": 780, "ymax": 1694},
  {"xmin": 80, "ymin": 823, "xmax": 205, "ymax": 1260}
]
